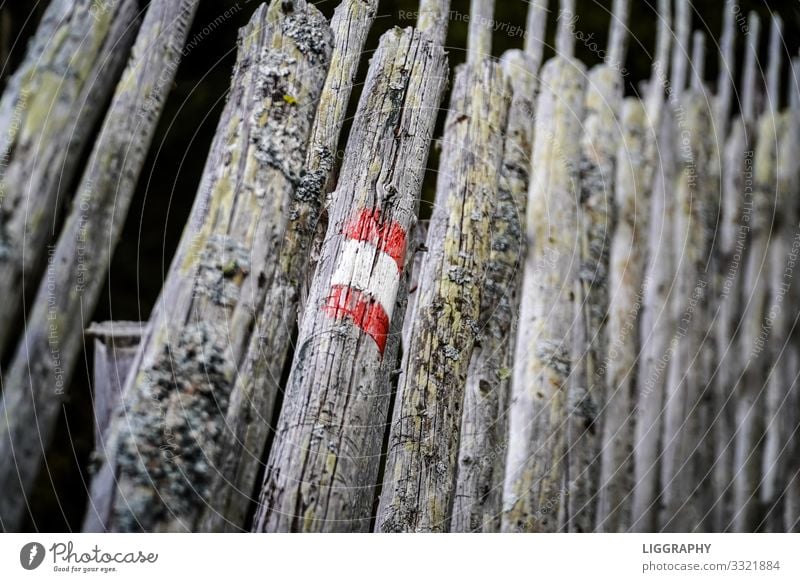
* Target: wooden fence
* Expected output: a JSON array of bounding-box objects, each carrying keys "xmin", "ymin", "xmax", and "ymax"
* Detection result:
[{"xmin": 0, "ymin": 0, "xmax": 799, "ymax": 532}]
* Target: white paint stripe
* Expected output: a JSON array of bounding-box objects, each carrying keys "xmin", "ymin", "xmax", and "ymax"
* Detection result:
[{"xmin": 331, "ymin": 239, "xmax": 401, "ymax": 319}]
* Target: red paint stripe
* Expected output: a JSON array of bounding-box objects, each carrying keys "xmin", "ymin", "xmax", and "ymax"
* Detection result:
[
  {"xmin": 342, "ymin": 209, "xmax": 407, "ymax": 270},
  {"xmin": 323, "ymin": 284, "xmax": 390, "ymax": 354}
]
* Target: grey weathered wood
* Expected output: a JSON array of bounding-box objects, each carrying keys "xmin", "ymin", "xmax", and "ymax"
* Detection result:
[
  {"xmin": 199, "ymin": 0, "xmax": 378, "ymax": 533},
  {"xmin": 596, "ymin": 98, "xmax": 649, "ymax": 532},
  {"xmin": 88, "ymin": 322, "xmax": 145, "ymax": 442},
  {"xmin": 452, "ymin": 7, "xmax": 544, "ymax": 531},
  {"xmin": 84, "ymin": 0, "xmax": 333, "ymax": 533},
  {"xmin": 761, "ymin": 106, "xmax": 800, "ymax": 530},
  {"xmin": 0, "ymin": 0, "xmax": 198, "ymax": 533},
  {"xmin": 630, "ymin": 0, "xmax": 674, "ymax": 531},
  {"xmin": 660, "ymin": 88, "xmax": 720, "ymax": 532},
  {"xmin": 502, "ymin": 54, "xmax": 586, "ymax": 533},
  {"xmin": 730, "ymin": 16, "xmax": 785, "ymax": 533},
  {"xmin": 670, "ymin": 0, "xmax": 690, "ymax": 98},
  {"xmin": 607, "ymin": 0, "xmax": 629, "ymax": 68},
  {"xmin": 570, "ymin": 2, "xmax": 628, "ymax": 532},
  {"xmin": 690, "ymin": 31, "xmax": 705, "ymax": 91},
  {"xmin": 715, "ymin": 0, "xmax": 736, "ymax": 138},
  {"xmin": 711, "ymin": 12, "xmax": 761, "ymax": 533},
  {"xmin": 524, "ymin": 0, "xmax": 548, "ymax": 66},
  {"xmin": 0, "ymin": 0, "xmax": 140, "ymax": 360},
  {"xmin": 252, "ymin": 26, "xmax": 448, "ymax": 533},
  {"xmin": 417, "ymin": 0, "xmax": 451, "ymax": 48},
  {"xmin": 467, "ymin": 0, "xmax": 493, "ymax": 64},
  {"xmin": 556, "ymin": 0, "xmax": 575, "ymax": 59},
  {"xmin": 378, "ymin": 61, "xmax": 509, "ymax": 533}
]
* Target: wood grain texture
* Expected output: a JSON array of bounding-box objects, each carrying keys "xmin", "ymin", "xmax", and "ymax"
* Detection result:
[
  {"xmin": 378, "ymin": 60, "xmax": 510, "ymax": 533},
  {"xmin": 252, "ymin": 26, "xmax": 447, "ymax": 533},
  {"xmin": 451, "ymin": 49, "xmax": 537, "ymax": 533},
  {"xmin": 199, "ymin": 0, "xmax": 378, "ymax": 533},
  {"xmin": 502, "ymin": 56, "xmax": 586, "ymax": 532},
  {"xmin": 83, "ymin": 0, "xmax": 332, "ymax": 532}
]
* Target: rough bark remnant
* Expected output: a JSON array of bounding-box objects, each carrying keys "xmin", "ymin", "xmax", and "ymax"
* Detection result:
[
  {"xmin": 199, "ymin": 0, "xmax": 378, "ymax": 533},
  {"xmin": 451, "ymin": 48, "xmax": 539, "ymax": 533},
  {"xmin": 83, "ymin": 0, "xmax": 333, "ymax": 532},
  {"xmin": 502, "ymin": 56, "xmax": 586, "ymax": 532},
  {"xmin": 378, "ymin": 61, "xmax": 510, "ymax": 533},
  {"xmin": 0, "ymin": 0, "xmax": 140, "ymax": 360},
  {"xmin": 0, "ymin": 0, "xmax": 198, "ymax": 533},
  {"xmin": 252, "ymin": 26, "xmax": 448, "ymax": 533}
]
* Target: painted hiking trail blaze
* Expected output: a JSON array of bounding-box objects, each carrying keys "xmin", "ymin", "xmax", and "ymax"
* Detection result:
[{"xmin": 323, "ymin": 208, "xmax": 408, "ymax": 354}]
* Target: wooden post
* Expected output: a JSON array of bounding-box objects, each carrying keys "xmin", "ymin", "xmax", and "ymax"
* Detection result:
[
  {"xmin": 711, "ymin": 11, "xmax": 760, "ymax": 532},
  {"xmin": 252, "ymin": 25, "xmax": 448, "ymax": 533},
  {"xmin": 87, "ymin": 322, "xmax": 145, "ymax": 442},
  {"xmin": 660, "ymin": 71, "xmax": 720, "ymax": 534},
  {"xmin": 502, "ymin": 1, "xmax": 586, "ymax": 531},
  {"xmin": 377, "ymin": 0, "xmax": 509, "ymax": 532},
  {"xmin": 0, "ymin": 0, "xmax": 199, "ymax": 532},
  {"xmin": 83, "ymin": 0, "xmax": 333, "ymax": 533},
  {"xmin": 731, "ymin": 15, "xmax": 784, "ymax": 532},
  {"xmin": 452, "ymin": 0, "xmax": 547, "ymax": 535},
  {"xmin": 571, "ymin": 0, "xmax": 628, "ymax": 533},
  {"xmin": 630, "ymin": 0, "xmax": 674, "ymax": 532},
  {"xmin": 0, "ymin": 0, "xmax": 140, "ymax": 360},
  {"xmin": 716, "ymin": 0, "xmax": 736, "ymax": 139},
  {"xmin": 199, "ymin": 0, "xmax": 378, "ymax": 533}
]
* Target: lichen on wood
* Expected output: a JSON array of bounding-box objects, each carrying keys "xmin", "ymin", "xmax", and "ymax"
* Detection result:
[
  {"xmin": 83, "ymin": 0, "xmax": 333, "ymax": 532},
  {"xmin": 502, "ymin": 54, "xmax": 586, "ymax": 532},
  {"xmin": 252, "ymin": 25, "xmax": 448, "ymax": 533},
  {"xmin": 199, "ymin": 0, "xmax": 378, "ymax": 533},
  {"xmin": 378, "ymin": 60, "xmax": 510, "ymax": 533}
]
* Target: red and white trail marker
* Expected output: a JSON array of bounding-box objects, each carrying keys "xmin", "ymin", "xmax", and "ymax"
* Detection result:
[{"xmin": 323, "ymin": 209, "xmax": 408, "ymax": 354}]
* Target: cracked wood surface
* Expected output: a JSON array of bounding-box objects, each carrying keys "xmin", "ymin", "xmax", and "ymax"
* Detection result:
[
  {"xmin": 451, "ymin": 49, "xmax": 538, "ymax": 533},
  {"xmin": 377, "ymin": 60, "xmax": 510, "ymax": 533},
  {"xmin": 0, "ymin": 0, "xmax": 140, "ymax": 360},
  {"xmin": 502, "ymin": 56, "xmax": 586, "ymax": 532},
  {"xmin": 252, "ymin": 26, "xmax": 448, "ymax": 533},
  {"xmin": 83, "ymin": 0, "xmax": 332, "ymax": 532},
  {"xmin": 0, "ymin": 0, "xmax": 198, "ymax": 533},
  {"xmin": 199, "ymin": 0, "xmax": 378, "ymax": 533}
]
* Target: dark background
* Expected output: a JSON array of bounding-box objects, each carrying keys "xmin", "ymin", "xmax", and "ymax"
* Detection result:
[{"xmin": 0, "ymin": 0, "xmax": 798, "ymax": 531}]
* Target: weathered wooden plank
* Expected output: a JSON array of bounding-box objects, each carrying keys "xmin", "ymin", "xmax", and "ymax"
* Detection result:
[
  {"xmin": 571, "ymin": 0, "xmax": 628, "ymax": 532},
  {"xmin": 252, "ymin": 26, "xmax": 448, "ymax": 533},
  {"xmin": 0, "ymin": 0, "xmax": 198, "ymax": 533},
  {"xmin": 596, "ymin": 98, "xmax": 649, "ymax": 532},
  {"xmin": 730, "ymin": 16, "xmax": 784, "ymax": 533},
  {"xmin": 630, "ymin": 0, "xmax": 675, "ymax": 532},
  {"xmin": 199, "ymin": 0, "xmax": 378, "ymax": 533},
  {"xmin": 452, "ymin": 1, "xmax": 546, "ymax": 533},
  {"xmin": 710, "ymin": 11, "xmax": 761, "ymax": 532},
  {"xmin": 378, "ymin": 61, "xmax": 510, "ymax": 533},
  {"xmin": 660, "ymin": 88, "xmax": 720, "ymax": 532},
  {"xmin": 0, "ymin": 0, "xmax": 140, "ymax": 360},
  {"xmin": 84, "ymin": 0, "xmax": 333, "ymax": 533},
  {"xmin": 502, "ymin": 51, "xmax": 586, "ymax": 532}
]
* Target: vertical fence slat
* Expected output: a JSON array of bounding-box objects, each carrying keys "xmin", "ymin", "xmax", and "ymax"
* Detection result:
[
  {"xmin": 503, "ymin": 48, "xmax": 587, "ymax": 532},
  {"xmin": 252, "ymin": 25, "xmax": 448, "ymax": 533},
  {"xmin": 200, "ymin": 0, "xmax": 378, "ymax": 533}
]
